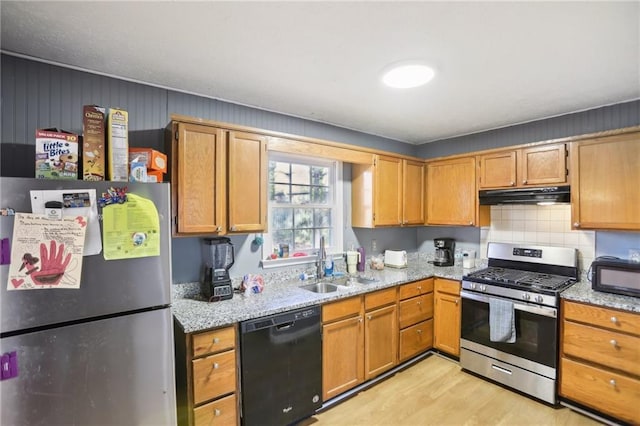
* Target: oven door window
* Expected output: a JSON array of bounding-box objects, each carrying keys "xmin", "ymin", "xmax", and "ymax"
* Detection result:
[{"xmin": 461, "ymin": 297, "xmax": 557, "ymax": 368}]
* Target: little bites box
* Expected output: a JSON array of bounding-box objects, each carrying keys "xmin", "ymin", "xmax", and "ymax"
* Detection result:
[
  {"xmin": 107, "ymin": 108, "xmax": 129, "ymax": 181},
  {"xmin": 35, "ymin": 129, "xmax": 79, "ymax": 179},
  {"xmin": 82, "ymin": 105, "xmax": 106, "ymax": 181}
]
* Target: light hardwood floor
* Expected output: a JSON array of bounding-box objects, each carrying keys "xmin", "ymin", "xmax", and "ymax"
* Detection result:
[{"xmin": 302, "ymin": 355, "xmax": 601, "ymax": 426}]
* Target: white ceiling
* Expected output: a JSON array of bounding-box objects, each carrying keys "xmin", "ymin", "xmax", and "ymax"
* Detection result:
[{"xmin": 1, "ymin": 1, "xmax": 639, "ymax": 144}]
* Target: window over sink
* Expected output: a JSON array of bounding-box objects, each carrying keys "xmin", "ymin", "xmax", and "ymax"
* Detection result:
[{"xmin": 263, "ymin": 152, "xmax": 343, "ymax": 268}]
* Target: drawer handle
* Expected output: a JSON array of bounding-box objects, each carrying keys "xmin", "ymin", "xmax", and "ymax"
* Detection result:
[
  {"xmin": 610, "ymin": 316, "xmax": 618, "ymax": 324},
  {"xmin": 213, "ymin": 337, "xmax": 220, "ymax": 344},
  {"xmin": 610, "ymin": 339, "xmax": 618, "ymax": 347},
  {"xmin": 214, "ymin": 409, "xmax": 221, "ymax": 417},
  {"xmin": 609, "ymin": 379, "xmax": 617, "ymax": 387}
]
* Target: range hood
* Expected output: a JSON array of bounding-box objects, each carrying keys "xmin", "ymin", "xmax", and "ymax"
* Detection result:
[{"xmin": 479, "ymin": 185, "xmax": 570, "ymax": 205}]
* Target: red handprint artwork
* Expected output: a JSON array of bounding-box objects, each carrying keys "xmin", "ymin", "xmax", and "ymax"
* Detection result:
[{"xmin": 30, "ymin": 240, "xmax": 71, "ymax": 286}]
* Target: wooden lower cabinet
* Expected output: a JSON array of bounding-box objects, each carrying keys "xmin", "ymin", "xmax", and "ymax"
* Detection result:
[
  {"xmin": 398, "ymin": 279, "xmax": 434, "ymax": 362},
  {"xmin": 560, "ymin": 300, "xmax": 640, "ymax": 424},
  {"xmin": 365, "ymin": 303, "xmax": 397, "ymax": 379},
  {"xmin": 433, "ymin": 278, "xmax": 461, "ymax": 357},
  {"xmin": 174, "ymin": 323, "xmax": 240, "ymax": 426},
  {"xmin": 193, "ymin": 394, "xmax": 237, "ymax": 426},
  {"xmin": 322, "ymin": 288, "xmax": 398, "ymax": 401}
]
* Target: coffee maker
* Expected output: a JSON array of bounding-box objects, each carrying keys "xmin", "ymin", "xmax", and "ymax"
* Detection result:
[
  {"xmin": 434, "ymin": 238, "xmax": 455, "ymax": 267},
  {"xmin": 201, "ymin": 237, "xmax": 235, "ymax": 300}
]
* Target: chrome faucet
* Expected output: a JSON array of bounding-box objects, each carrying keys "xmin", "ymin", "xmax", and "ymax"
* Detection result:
[{"xmin": 316, "ymin": 236, "xmax": 326, "ymax": 279}]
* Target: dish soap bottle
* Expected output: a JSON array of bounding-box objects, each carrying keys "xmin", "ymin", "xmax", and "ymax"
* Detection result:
[{"xmin": 324, "ymin": 258, "xmax": 334, "ymax": 277}]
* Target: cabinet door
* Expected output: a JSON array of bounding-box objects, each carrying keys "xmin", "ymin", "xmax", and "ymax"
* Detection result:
[
  {"xmin": 519, "ymin": 144, "xmax": 567, "ymax": 186},
  {"xmin": 374, "ymin": 155, "xmax": 403, "ymax": 226},
  {"xmin": 426, "ymin": 157, "xmax": 477, "ymax": 226},
  {"xmin": 174, "ymin": 123, "xmax": 225, "ymax": 234},
  {"xmin": 571, "ymin": 133, "xmax": 640, "ymax": 230},
  {"xmin": 322, "ymin": 316, "xmax": 364, "ymax": 401},
  {"xmin": 478, "ymin": 151, "xmax": 517, "ymax": 189},
  {"xmin": 402, "ymin": 159, "xmax": 425, "ymax": 225},
  {"xmin": 434, "ymin": 292, "xmax": 461, "ymax": 356},
  {"xmin": 227, "ymin": 131, "xmax": 268, "ymax": 233},
  {"xmin": 364, "ymin": 304, "xmax": 397, "ymax": 380}
]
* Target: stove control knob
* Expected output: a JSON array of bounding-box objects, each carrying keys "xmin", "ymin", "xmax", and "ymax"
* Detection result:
[
  {"xmin": 535, "ymin": 295, "xmax": 544, "ymax": 303},
  {"xmin": 522, "ymin": 293, "xmax": 531, "ymax": 301},
  {"xmin": 470, "ymin": 283, "xmax": 476, "ymax": 290},
  {"xmin": 480, "ymin": 285, "xmax": 487, "ymax": 292}
]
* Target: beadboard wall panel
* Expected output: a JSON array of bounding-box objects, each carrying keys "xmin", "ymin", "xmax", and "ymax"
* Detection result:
[
  {"xmin": 1, "ymin": 54, "xmax": 413, "ymax": 160},
  {"xmin": 417, "ymin": 99, "xmax": 640, "ymax": 159}
]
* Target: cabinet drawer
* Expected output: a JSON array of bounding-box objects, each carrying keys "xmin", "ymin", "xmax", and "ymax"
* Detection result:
[
  {"xmin": 323, "ymin": 296, "xmax": 362, "ymax": 323},
  {"xmin": 398, "ymin": 294, "xmax": 434, "ymax": 329},
  {"xmin": 399, "ymin": 319, "xmax": 433, "ymax": 362},
  {"xmin": 193, "ymin": 326, "xmax": 236, "ymax": 358},
  {"xmin": 435, "ymin": 278, "xmax": 460, "ymax": 296},
  {"xmin": 364, "ymin": 287, "xmax": 397, "ymax": 311},
  {"xmin": 560, "ymin": 357, "xmax": 640, "ymax": 425},
  {"xmin": 563, "ymin": 301, "xmax": 640, "ymax": 336},
  {"xmin": 193, "ymin": 393, "xmax": 237, "ymax": 426},
  {"xmin": 563, "ymin": 321, "xmax": 640, "ymax": 376},
  {"xmin": 399, "ymin": 279, "xmax": 433, "ymax": 300},
  {"xmin": 192, "ymin": 350, "xmax": 237, "ymax": 405}
]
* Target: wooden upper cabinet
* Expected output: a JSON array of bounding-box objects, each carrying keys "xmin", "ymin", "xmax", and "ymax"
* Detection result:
[
  {"xmin": 426, "ymin": 156, "xmax": 486, "ymax": 226},
  {"xmin": 519, "ymin": 144, "xmax": 568, "ymax": 186},
  {"xmin": 570, "ymin": 132, "xmax": 640, "ymax": 230},
  {"xmin": 402, "ymin": 159, "xmax": 425, "ymax": 225},
  {"xmin": 168, "ymin": 117, "xmax": 268, "ymax": 236},
  {"xmin": 374, "ymin": 155, "xmax": 403, "ymax": 226},
  {"xmin": 477, "ymin": 144, "xmax": 567, "ymax": 189},
  {"xmin": 227, "ymin": 131, "xmax": 268, "ymax": 233},
  {"xmin": 477, "ymin": 151, "xmax": 517, "ymax": 188},
  {"xmin": 352, "ymin": 155, "xmax": 425, "ymax": 228},
  {"xmin": 171, "ymin": 122, "xmax": 225, "ymax": 235}
]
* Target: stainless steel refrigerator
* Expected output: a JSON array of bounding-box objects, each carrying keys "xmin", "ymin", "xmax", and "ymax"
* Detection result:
[{"xmin": 0, "ymin": 177, "xmax": 177, "ymax": 425}]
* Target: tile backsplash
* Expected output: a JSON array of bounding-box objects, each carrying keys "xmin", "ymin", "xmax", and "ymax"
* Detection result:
[{"xmin": 480, "ymin": 204, "xmax": 595, "ymax": 272}]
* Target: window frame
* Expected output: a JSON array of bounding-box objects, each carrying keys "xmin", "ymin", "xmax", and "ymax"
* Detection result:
[{"xmin": 262, "ymin": 152, "xmax": 343, "ymax": 269}]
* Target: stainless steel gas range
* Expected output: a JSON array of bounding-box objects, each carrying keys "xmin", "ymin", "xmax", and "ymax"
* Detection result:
[{"xmin": 460, "ymin": 242, "xmax": 578, "ymax": 405}]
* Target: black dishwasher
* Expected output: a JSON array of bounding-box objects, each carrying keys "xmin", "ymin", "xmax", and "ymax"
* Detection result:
[{"xmin": 240, "ymin": 305, "xmax": 322, "ymax": 426}]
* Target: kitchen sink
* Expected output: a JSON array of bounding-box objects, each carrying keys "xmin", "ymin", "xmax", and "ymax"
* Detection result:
[{"xmin": 300, "ymin": 282, "xmax": 339, "ymax": 293}]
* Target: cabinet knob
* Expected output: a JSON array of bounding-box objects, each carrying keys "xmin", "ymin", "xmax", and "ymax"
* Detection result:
[
  {"xmin": 367, "ymin": 315, "xmax": 372, "ymax": 320},
  {"xmin": 358, "ymin": 317, "xmax": 363, "ymax": 323},
  {"xmin": 214, "ymin": 409, "xmax": 221, "ymax": 417},
  {"xmin": 455, "ymin": 299, "xmax": 459, "ymax": 305},
  {"xmin": 522, "ymin": 180, "xmax": 527, "ymax": 185},
  {"xmin": 609, "ymin": 379, "xmax": 617, "ymax": 387},
  {"xmin": 573, "ymin": 222, "xmax": 580, "ymax": 228},
  {"xmin": 213, "ymin": 337, "xmax": 220, "ymax": 344},
  {"xmin": 417, "ymin": 286, "xmax": 422, "ymax": 290},
  {"xmin": 610, "ymin": 316, "xmax": 618, "ymax": 324},
  {"xmin": 610, "ymin": 339, "xmax": 618, "ymax": 347},
  {"xmin": 510, "ymin": 181, "xmax": 515, "ymax": 186},
  {"xmin": 213, "ymin": 362, "xmax": 219, "ymax": 369},
  {"xmin": 417, "ymin": 329, "xmax": 422, "ymax": 334},
  {"xmin": 469, "ymin": 221, "xmax": 473, "ymax": 226},
  {"xmin": 230, "ymin": 225, "xmax": 237, "ymax": 231},
  {"xmin": 216, "ymin": 226, "xmax": 222, "ymax": 232},
  {"xmin": 417, "ymin": 301, "xmax": 422, "ymax": 306}
]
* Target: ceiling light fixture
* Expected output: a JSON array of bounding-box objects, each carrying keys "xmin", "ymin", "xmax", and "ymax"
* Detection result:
[{"xmin": 382, "ymin": 63, "xmax": 435, "ymax": 89}]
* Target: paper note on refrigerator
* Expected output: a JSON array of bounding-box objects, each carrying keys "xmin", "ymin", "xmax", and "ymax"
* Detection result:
[
  {"xmin": 101, "ymin": 193, "xmax": 160, "ymax": 260},
  {"xmin": 7, "ymin": 213, "xmax": 87, "ymax": 290}
]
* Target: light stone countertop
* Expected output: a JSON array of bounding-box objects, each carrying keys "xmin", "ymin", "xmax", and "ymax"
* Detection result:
[
  {"xmin": 172, "ymin": 260, "xmax": 481, "ymax": 333},
  {"xmin": 560, "ymin": 279, "xmax": 640, "ymax": 313},
  {"xmin": 172, "ymin": 259, "xmax": 640, "ymax": 334}
]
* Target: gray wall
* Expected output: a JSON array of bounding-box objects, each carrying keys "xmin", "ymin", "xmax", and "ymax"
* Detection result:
[{"xmin": 2, "ymin": 54, "xmax": 638, "ymax": 282}]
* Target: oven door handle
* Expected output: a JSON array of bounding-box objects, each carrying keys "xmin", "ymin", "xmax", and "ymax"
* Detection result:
[{"xmin": 460, "ymin": 290, "xmax": 557, "ymax": 318}]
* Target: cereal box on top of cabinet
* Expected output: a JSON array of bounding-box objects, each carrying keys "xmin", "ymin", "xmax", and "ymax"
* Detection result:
[
  {"xmin": 35, "ymin": 129, "xmax": 79, "ymax": 179},
  {"xmin": 82, "ymin": 105, "xmax": 106, "ymax": 181},
  {"xmin": 107, "ymin": 108, "xmax": 129, "ymax": 181}
]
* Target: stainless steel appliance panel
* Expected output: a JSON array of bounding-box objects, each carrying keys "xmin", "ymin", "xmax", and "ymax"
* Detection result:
[
  {"xmin": 1, "ymin": 308, "xmax": 177, "ymax": 426},
  {"xmin": 0, "ymin": 177, "xmax": 172, "ymax": 333}
]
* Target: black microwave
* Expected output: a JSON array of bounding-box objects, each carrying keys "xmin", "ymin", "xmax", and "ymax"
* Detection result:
[{"xmin": 591, "ymin": 258, "xmax": 640, "ymax": 298}]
